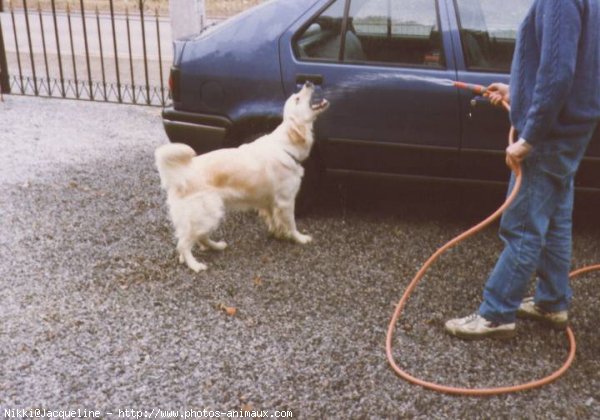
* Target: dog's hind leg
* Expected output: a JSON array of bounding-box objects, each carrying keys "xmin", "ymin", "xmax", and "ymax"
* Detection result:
[
  {"xmin": 195, "ymin": 193, "xmax": 226, "ymax": 252},
  {"xmin": 177, "ymin": 235, "xmax": 207, "ymax": 273},
  {"xmin": 259, "ymin": 208, "xmax": 278, "ymax": 236},
  {"xmin": 173, "ymin": 190, "xmax": 224, "ymax": 271},
  {"xmin": 199, "ymin": 237, "xmax": 227, "ymax": 251}
]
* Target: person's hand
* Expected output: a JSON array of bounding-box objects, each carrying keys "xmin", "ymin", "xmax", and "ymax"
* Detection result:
[
  {"xmin": 486, "ymin": 83, "xmax": 510, "ymax": 107},
  {"xmin": 506, "ymin": 139, "xmax": 532, "ymax": 171}
]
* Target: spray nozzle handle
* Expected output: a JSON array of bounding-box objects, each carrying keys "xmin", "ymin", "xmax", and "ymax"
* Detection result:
[{"xmin": 454, "ymin": 81, "xmax": 488, "ymax": 95}]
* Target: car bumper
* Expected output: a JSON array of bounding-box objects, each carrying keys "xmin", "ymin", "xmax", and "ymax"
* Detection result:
[{"xmin": 161, "ymin": 107, "xmax": 232, "ymax": 154}]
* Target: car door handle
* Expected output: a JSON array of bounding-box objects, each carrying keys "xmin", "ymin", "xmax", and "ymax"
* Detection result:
[
  {"xmin": 470, "ymin": 96, "xmax": 492, "ymax": 108},
  {"xmin": 296, "ymin": 74, "xmax": 323, "ymax": 85}
]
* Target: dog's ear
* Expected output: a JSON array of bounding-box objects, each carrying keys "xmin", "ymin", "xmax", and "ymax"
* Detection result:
[{"xmin": 287, "ymin": 117, "xmax": 307, "ymax": 146}]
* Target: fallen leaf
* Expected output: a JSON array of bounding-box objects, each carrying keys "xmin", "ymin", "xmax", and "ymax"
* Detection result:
[
  {"xmin": 219, "ymin": 304, "xmax": 237, "ymax": 316},
  {"xmin": 253, "ymin": 276, "xmax": 263, "ymax": 286}
]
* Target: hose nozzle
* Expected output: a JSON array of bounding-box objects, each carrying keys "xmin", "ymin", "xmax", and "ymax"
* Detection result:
[{"xmin": 453, "ymin": 81, "xmax": 487, "ymax": 95}]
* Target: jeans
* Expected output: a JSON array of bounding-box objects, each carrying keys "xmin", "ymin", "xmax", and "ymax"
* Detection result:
[{"xmin": 478, "ymin": 150, "xmax": 575, "ymax": 324}]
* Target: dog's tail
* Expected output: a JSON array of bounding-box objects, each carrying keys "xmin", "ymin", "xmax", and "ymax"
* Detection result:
[{"xmin": 155, "ymin": 143, "xmax": 196, "ymax": 192}]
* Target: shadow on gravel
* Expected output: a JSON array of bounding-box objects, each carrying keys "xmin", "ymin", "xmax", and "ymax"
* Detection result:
[{"xmin": 314, "ymin": 176, "xmax": 600, "ymax": 235}]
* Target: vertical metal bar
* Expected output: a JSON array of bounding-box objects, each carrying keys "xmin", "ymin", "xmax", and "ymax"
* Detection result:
[
  {"xmin": 95, "ymin": 6, "xmax": 106, "ymax": 100},
  {"xmin": 125, "ymin": 6, "xmax": 135, "ymax": 103},
  {"xmin": 339, "ymin": 0, "xmax": 351, "ymax": 62},
  {"xmin": 109, "ymin": 0, "xmax": 121, "ymax": 102},
  {"xmin": 386, "ymin": 0, "xmax": 391, "ymax": 39},
  {"xmin": 155, "ymin": 8, "xmax": 164, "ymax": 106},
  {"xmin": 79, "ymin": 0, "xmax": 93, "ymax": 100},
  {"xmin": 37, "ymin": 2, "xmax": 51, "ymax": 96},
  {"xmin": 50, "ymin": 0, "xmax": 65, "ymax": 97},
  {"xmin": 66, "ymin": 3, "xmax": 79, "ymax": 98},
  {"xmin": 138, "ymin": 0, "xmax": 150, "ymax": 104},
  {"xmin": 22, "ymin": 0, "xmax": 38, "ymax": 95},
  {"xmin": 0, "ymin": 12, "xmax": 11, "ymax": 93},
  {"xmin": 10, "ymin": 1, "xmax": 24, "ymax": 94}
]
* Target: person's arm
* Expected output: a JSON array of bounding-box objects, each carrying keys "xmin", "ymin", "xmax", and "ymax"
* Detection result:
[
  {"xmin": 505, "ymin": 139, "xmax": 532, "ymax": 171},
  {"xmin": 520, "ymin": 0, "xmax": 582, "ymax": 146},
  {"xmin": 483, "ymin": 84, "xmax": 531, "ymax": 169}
]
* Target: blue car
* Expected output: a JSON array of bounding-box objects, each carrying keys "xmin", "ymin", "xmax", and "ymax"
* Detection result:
[{"xmin": 162, "ymin": 0, "xmax": 600, "ymax": 206}]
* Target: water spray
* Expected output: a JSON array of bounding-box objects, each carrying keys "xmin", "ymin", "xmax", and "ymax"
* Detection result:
[{"xmin": 323, "ymin": 74, "xmax": 490, "ymax": 104}]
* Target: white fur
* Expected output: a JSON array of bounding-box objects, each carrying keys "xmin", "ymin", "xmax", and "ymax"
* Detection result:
[{"xmin": 155, "ymin": 83, "xmax": 329, "ymax": 272}]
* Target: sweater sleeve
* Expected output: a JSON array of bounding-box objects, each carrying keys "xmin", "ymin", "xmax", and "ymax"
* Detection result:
[{"xmin": 520, "ymin": 0, "xmax": 582, "ymax": 146}]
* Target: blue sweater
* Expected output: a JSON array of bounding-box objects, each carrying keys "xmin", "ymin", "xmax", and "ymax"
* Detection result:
[{"xmin": 510, "ymin": 0, "xmax": 600, "ymax": 169}]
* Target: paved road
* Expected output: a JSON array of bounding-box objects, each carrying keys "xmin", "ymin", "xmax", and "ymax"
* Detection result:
[
  {"xmin": 1, "ymin": 11, "xmax": 218, "ymax": 102},
  {"xmin": 1, "ymin": 95, "xmax": 599, "ymax": 417},
  {"xmin": 2, "ymin": 10, "xmax": 172, "ymax": 60}
]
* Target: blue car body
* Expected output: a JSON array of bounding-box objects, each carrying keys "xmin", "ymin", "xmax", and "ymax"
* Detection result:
[{"xmin": 162, "ymin": 0, "xmax": 600, "ymax": 190}]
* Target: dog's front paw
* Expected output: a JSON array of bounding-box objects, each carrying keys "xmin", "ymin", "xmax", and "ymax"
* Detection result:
[{"xmin": 293, "ymin": 232, "xmax": 312, "ymax": 244}]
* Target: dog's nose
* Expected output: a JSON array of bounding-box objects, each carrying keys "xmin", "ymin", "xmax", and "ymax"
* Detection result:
[{"xmin": 304, "ymin": 81, "xmax": 314, "ymax": 88}]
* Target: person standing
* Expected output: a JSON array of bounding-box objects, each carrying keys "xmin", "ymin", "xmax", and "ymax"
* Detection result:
[{"xmin": 445, "ymin": 0, "xmax": 600, "ymax": 339}]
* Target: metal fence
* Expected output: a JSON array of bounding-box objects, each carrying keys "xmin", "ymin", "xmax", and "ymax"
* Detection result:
[
  {"xmin": 0, "ymin": 0, "xmax": 265, "ymax": 106},
  {"xmin": 0, "ymin": 0, "xmax": 171, "ymax": 106}
]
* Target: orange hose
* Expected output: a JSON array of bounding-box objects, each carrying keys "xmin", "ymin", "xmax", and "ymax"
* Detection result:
[
  {"xmin": 386, "ymin": 96, "xmax": 599, "ymax": 395},
  {"xmin": 453, "ymin": 81, "xmax": 487, "ymax": 95}
]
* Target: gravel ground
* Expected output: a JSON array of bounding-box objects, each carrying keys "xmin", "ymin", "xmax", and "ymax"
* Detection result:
[{"xmin": 1, "ymin": 95, "xmax": 599, "ymax": 419}]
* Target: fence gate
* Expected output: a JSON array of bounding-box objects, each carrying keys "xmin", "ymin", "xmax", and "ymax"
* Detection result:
[
  {"xmin": 0, "ymin": 0, "xmax": 170, "ymax": 106},
  {"xmin": 1, "ymin": 9, "xmax": 11, "ymax": 94}
]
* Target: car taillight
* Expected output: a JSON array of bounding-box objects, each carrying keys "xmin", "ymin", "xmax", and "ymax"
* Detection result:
[{"xmin": 169, "ymin": 67, "xmax": 181, "ymax": 103}]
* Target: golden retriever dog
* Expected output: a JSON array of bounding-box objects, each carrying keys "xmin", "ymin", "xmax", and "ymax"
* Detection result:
[{"xmin": 155, "ymin": 82, "xmax": 329, "ymax": 272}]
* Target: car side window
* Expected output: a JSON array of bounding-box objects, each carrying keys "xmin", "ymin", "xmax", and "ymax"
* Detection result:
[
  {"xmin": 294, "ymin": 0, "xmax": 445, "ymax": 68},
  {"xmin": 295, "ymin": 0, "xmax": 347, "ymax": 61},
  {"xmin": 351, "ymin": 0, "xmax": 444, "ymax": 67},
  {"xmin": 455, "ymin": 0, "xmax": 533, "ymax": 72}
]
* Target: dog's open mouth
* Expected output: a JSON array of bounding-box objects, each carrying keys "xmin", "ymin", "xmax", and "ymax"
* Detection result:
[{"xmin": 311, "ymin": 98, "xmax": 329, "ymax": 111}]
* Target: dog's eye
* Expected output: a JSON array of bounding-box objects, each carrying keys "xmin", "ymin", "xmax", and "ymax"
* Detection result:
[{"xmin": 295, "ymin": 96, "xmax": 300, "ymax": 104}]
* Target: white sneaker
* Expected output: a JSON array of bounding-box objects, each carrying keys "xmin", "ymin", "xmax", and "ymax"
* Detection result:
[
  {"xmin": 445, "ymin": 313, "xmax": 516, "ymax": 340},
  {"xmin": 516, "ymin": 297, "xmax": 568, "ymax": 330}
]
